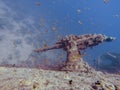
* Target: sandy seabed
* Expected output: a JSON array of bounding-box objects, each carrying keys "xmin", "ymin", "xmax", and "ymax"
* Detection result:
[{"xmin": 0, "ymin": 66, "xmax": 120, "ymax": 90}]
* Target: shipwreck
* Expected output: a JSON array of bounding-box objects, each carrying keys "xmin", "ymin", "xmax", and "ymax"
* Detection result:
[{"xmin": 34, "ymin": 34, "xmax": 115, "ymax": 72}]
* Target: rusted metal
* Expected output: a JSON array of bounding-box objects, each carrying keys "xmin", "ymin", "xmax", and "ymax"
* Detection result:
[{"xmin": 34, "ymin": 34, "xmax": 115, "ymax": 72}]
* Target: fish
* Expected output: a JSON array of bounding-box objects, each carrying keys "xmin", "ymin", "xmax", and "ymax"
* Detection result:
[
  {"xmin": 107, "ymin": 52, "xmax": 117, "ymax": 59},
  {"xmin": 103, "ymin": 0, "xmax": 110, "ymax": 4}
]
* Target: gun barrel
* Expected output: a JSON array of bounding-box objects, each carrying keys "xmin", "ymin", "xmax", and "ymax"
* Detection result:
[
  {"xmin": 105, "ymin": 37, "xmax": 116, "ymax": 42},
  {"xmin": 34, "ymin": 44, "xmax": 62, "ymax": 53},
  {"xmin": 77, "ymin": 35, "xmax": 115, "ymax": 50},
  {"xmin": 34, "ymin": 34, "xmax": 115, "ymax": 52}
]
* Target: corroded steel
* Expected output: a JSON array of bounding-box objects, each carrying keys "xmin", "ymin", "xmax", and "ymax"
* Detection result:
[{"xmin": 34, "ymin": 34, "xmax": 115, "ymax": 71}]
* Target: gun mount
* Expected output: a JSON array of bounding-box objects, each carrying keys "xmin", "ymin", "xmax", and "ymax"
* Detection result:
[{"xmin": 34, "ymin": 34, "xmax": 115, "ymax": 72}]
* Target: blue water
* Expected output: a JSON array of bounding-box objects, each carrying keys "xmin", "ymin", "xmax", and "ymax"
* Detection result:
[{"xmin": 0, "ymin": 0, "xmax": 120, "ymax": 71}]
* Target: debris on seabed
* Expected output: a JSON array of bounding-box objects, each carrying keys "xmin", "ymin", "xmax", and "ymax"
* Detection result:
[{"xmin": 0, "ymin": 67, "xmax": 120, "ymax": 90}]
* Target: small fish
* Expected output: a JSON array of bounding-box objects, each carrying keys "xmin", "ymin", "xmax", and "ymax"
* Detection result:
[
  {"xmin": 45, "ymin": 29, "xmax": 49, "ymax": 33},
  {"xmin": 78, "ymin": 20, "xmax": 83, "ymax": 25},
  {"xmin": 57, "ymin": 35, "xmax": 62, "ymax": 39},
  {"xmin": 76, "ymin": 9, "xmax": 81, "ymax": 14},
  {"xmin": 103, "ymin": 0, "xmax": 110, "ymax": 4},
  {"xmin": 107, "ymin": 52, "xmax": 117, "ymax": 59},
  {"xmin": 52, "ymin": 26, "xmax": 57, "ymax": 32},
  {"xmin": 27, "ymin": 31, "xmax": 31, "ymax": 35},
  {"xmin": 31, "ymin": 56, "xmax": 36, "ymax": 61},
  {"xmin": 44, "ymin": 59, "xmax": 49, "ymax": 64},
  {"xmin": 43, "ymin": 43, "xmax": 48, "ymax": 48},
  {"xmin": 36, "ymin": 2, "xmax": 41, "ymax": 6}
]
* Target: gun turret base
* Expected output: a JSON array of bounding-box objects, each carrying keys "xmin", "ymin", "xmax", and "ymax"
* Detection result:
[{"xmin": 61, "ymin": 59, "xmax": 92, "ymax": 73}]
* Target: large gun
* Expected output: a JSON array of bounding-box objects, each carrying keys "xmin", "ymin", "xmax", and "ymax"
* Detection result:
[
  {"xmin": 34, "ymin": 37, "xmax": 68, "ymax": 52},
  {"xmin": 76, "ymin": 34, "xmax": 116, "ymax": 50},
  {"xmin": 34, "ymin": 44, "xmax": 63, "ymax": 52},
  {"xmin": 34, "ymin": 34, "xmax": 115, "ymax": 71},
  {"xmin": 34, "ymin": 34, "xmax": 115, "ymax": 52}
]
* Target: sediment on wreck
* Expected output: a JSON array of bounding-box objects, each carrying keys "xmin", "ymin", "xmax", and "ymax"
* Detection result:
[
  {"xmin": 34, "ymin": 34, "xmax": 115, "ymax": 72},
  {"xmin": 61, "ymin": 46, "xmax": 92, "ymax": 72}
]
